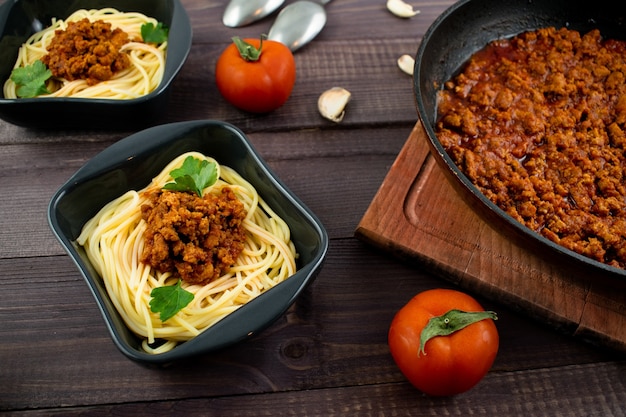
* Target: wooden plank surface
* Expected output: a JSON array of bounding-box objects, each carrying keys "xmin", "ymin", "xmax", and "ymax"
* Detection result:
[
  {"xmin": 357, "ymin": 121, "xmax": 626, "ymax": 352},
  {"xmin": 2, "ymin": 0, "xmax": 626, "ymax": 415}
]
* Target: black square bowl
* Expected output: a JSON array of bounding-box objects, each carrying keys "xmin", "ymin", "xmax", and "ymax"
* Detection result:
[
  {"xmin": 0, "ymin": 0, "xmax": 191, "ymax": 129},
  {"xmin": 48, "ymin": 120, "xmax": 329, "ymax": 364}
]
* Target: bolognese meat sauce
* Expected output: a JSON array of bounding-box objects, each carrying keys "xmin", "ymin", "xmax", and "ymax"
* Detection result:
[
  {"xmin": 140, "ymin": 188, "xmax": 248, "ymax": 286},
  {"xmin": 41, "ymin": 18, "xmax": 131, "ymax": 85},
  {"xmin": 436, "ymin": 27, "xmax": 626, "ymax": 268}
]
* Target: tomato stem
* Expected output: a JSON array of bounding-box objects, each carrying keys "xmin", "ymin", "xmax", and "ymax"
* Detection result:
[
  {"xmin": 419, "ymin": 309, "xmax": 497, "ymax": 356},
  {"xmin": 232, "ymin": 35, "xmax": 267, "ymax": 62}
]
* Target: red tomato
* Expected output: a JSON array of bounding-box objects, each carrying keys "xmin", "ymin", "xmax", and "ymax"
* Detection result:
[
  {"xmin": 388, "ymin": 289, "xmax": 499, "ymax": 396},
  {"xmin": 215, "ymin": 36, "xmax": 296, "ymax": 113}
]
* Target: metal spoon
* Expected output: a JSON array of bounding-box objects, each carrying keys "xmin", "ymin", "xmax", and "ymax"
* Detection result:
[
  {"xmin": 268, "ymin": 0, "xmax": 331, "ymax": 52},
  {"xmin": 223, "ymin": 0, "xmax": 285, "ymax": 28}
]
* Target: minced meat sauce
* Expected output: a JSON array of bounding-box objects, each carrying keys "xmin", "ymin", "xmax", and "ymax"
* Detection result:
[
  {"xmin": 140, "ymin": 188, "xmax": 247, "ymax": 286},
  {"xmin": 41, "ymin": 18, "xmax": 130, "ymax": 85},
  {"xmin": 436, "ymin": 27, "xmax": 626, "ymax": 268}
]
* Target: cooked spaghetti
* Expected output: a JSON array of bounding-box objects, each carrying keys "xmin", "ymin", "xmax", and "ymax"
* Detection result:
[
  {"xmin": 3, "ymin": 8, "xmax": 167, "ymax": 99},
  {"xmin": 77, "ymin": 152, "xmax": 298, "ymax": 354}
]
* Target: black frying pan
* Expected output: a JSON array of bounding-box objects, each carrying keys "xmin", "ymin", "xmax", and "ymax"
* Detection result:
[{"xmin": 414, "ymin": 0, "xmax": 626, "ymax": 281}]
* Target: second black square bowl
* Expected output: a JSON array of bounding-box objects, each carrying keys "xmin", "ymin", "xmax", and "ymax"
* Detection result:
[{"xmin": 0, "ymin": 0, "xmax": 192, "ymax": 129}]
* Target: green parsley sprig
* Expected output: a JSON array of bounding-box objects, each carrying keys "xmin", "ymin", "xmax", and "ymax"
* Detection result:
[
  {"xmin": 149, "ymin": 280, "xmax": 194, "ymax": 322},
  {"xmin": 10, "ymin": 60, "xmax": 52, "ymax": 98},
  {"xmin": 163, "ymin": 155, "xmax": 218, "ymax": 197},
  {"xmin": 141, "ymin": 22, "xmax": 169, "ymax": 44}
]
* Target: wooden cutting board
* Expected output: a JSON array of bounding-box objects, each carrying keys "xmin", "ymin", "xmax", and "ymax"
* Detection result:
[{"xmin": 356, "ymin": 121, "xmax": 626, "ymax": 352}]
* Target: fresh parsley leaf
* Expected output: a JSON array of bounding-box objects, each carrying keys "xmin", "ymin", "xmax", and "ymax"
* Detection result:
[
  {"xmin": 149, "ymin": 280, "xmax": 194, "ymax": 322},
  {"xmin": 10, "ymin": 60, "xmax": 52, "ymax": 98},
  {"xmin": 163, "ymin": 156, "xmax": 218, "ymax": 197},
  {"xmin": 141, "ymin": 22, "xmax": 169, "ymax": 44}
]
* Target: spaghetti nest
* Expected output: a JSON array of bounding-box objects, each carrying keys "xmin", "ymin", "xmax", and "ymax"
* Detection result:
[
  {"xmin": 3, "ymin": 8, "xmax": 167, "ymax": 99},
  {"xmin": 77, "ymin": 152, "xmax": 298, "ymax": 354}
]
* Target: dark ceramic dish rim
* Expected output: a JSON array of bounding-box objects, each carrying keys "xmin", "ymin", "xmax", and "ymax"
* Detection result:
[
  {"xmin": 0, "ymin": 0, "xmax": 190, "ymax": 104},
  {"xmin": 48, "ymin": 120, "xmax": 329, "ymax": 364},
  {"xmin": 0, "ymin": 0, "xmax": 192, "ymax": 128},
  {"xmin": 414, "ymin": 0, "xmax": 626, "ymax": 280}
]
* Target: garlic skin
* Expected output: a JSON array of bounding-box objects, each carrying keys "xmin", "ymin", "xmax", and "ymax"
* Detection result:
[
  {"xmin": 318, "ymin": 87, "xmax": 351, "ymax": 123},
  {"xmin": 397, "ymin": 54, "xmax": 415, "ymax": 75},
  {"xmin": 387, "ymin": 0, "xmax": 420, "ymax": 18}
]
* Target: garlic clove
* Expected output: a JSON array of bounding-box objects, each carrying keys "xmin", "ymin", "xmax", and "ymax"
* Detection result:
[
  {"xmin": 387, "ymin": 0, "xmax": 420, "ymax": 18},
  {"xmin": 318, "ymin": 87, "xmax": 351, "ymax": 123},
  {"xmin": 397, "ymin": 54, "xmax": 415, "ymax": 75}
]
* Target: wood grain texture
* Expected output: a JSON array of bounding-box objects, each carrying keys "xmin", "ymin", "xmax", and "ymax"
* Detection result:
[
  {"xmin": 1, "ymin": 0, "xmax": 625, "ymax": 415},
  {"xmin": 4, "ymin": 361, "xmax": 626, "ymax": 416},
  {"xmin": 1, "ymin": 240, "xmax": 621, "ymax": 410}
]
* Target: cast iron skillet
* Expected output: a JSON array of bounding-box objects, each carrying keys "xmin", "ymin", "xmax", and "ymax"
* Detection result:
[{"xmin": 414, "ymin": 0, "xmax": 626, "ymax": 281}]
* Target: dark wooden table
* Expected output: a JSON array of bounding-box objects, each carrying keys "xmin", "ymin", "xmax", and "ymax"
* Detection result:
[{"xmin": 1, "ymin": 0, "xmax": 625, "ymax": 415}]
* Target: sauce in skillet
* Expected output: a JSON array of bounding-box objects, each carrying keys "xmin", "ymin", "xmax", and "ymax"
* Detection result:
[{"xmin": 436, "ymin": 27, "xmax": 626, "ymax": 268}]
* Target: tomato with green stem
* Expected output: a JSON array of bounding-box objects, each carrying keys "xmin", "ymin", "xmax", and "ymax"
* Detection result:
[
  {"xmin": 388, "ymin": 288, "xmax": 499, "ymax": 396},
  {"xmin": 215, "ymin": 36, "xmax": 296, "ymax": 113}
]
